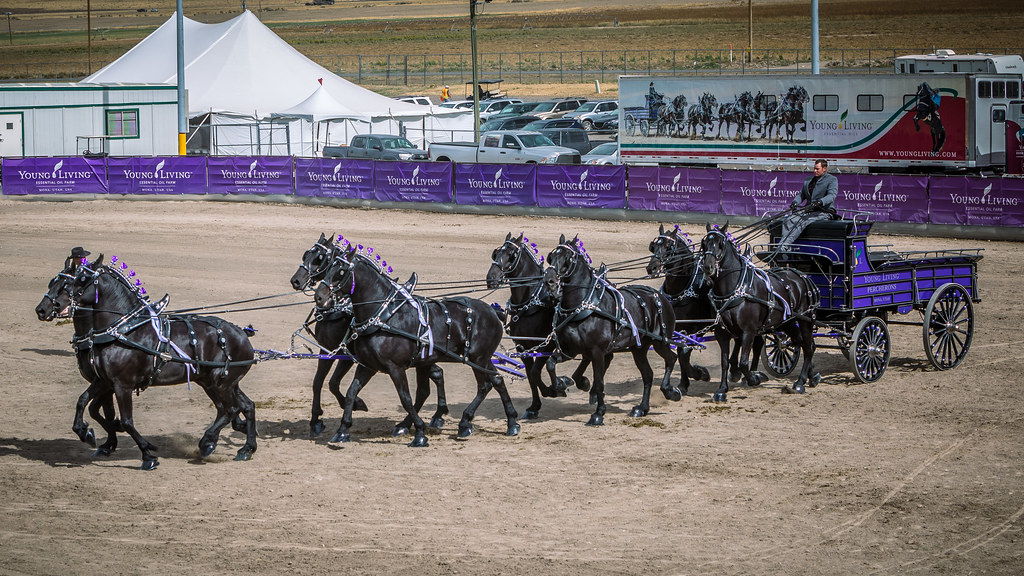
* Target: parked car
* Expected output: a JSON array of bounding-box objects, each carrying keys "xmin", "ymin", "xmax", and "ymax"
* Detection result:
[
  {"xmin": 563, "ymin": 100, "xmax": 619, "ymax": 130},
  {"xmin": 585, "ymin": 109, "xmax": 620, "ymax": 132},
  {"xmin": 523, "ymin": 118, "xmax": 583, "ymax": 130},
  {"xmin": 535, "ymin": 127, "xmax": 592, "ymax": 155},
  {"xmin": 527, "ymin": 98, "xmax": 588, "ymax": 120},
  {"xmin": 428, "ymin": 130, "xmax": 579, "ymax": 164},
  {"xmin": 580, "ymin": 141, "xmax": 620, "ymax": 165},
  {"xmin": 439, "ymin": 99, "xmax": 475, "ymax": 110},
  {"xmin": 394, "ymin": 95, "xmax": 433, "ymax": 106},
  {"xmin": 322, "ymin": 134, "xmax": 428, "ymax": 161},
  {"xmin": 489, "ymin": 101, "xmax": 543, "ymax": 119},
  {"xmin": 479, "ymin": 98, "xmax": 525, "ymax": 120},
  {"xmin": 479, "ymin": 115, "xmax": 539, "ymax": 132}
]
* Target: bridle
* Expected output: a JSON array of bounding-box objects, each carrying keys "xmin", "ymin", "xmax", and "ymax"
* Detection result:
[{"xmin": 296, "ymin": 240, "xmax": 338, "ymax": 292}]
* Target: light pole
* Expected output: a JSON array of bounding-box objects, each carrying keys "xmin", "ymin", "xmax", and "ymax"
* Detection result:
[
  {"xmin": 4, "ymin": 12, "xmax": 12, "ymax": 46},
  {"xmin": 469, "ymin": 0, "xmax": 491, "ymax": 142},
  {"xmin": 87, "ymin": 0, "xmax": 92, "ymax": 74}
]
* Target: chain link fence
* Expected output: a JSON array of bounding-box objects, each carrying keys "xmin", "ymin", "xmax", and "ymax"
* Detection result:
[{"xmin": 2, "ymin": 47, "xmax": 1020, "ymax": 84}]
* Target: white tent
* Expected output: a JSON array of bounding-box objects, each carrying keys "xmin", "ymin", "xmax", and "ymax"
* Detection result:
[{"xmin": 81, "ymin": 10, "xmax": 472, "ymax": 154}]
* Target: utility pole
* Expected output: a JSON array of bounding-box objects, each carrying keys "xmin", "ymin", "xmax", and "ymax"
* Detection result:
[
  {"xmin": 811, "ymin": 0, "xmax": 820, "ymax": 74},
  {"xmin": 470, "ymin": 0, "xmax": 491, "ymax": 141},
  {"xmin": 748, "ymin": 0, "xmax": 752, "ymax": 63},
  {"xmin": 4, "ymin": 12, "xmax": 12, "ymax": 46},
  {"xmin": 87, "ymin": 0, "xmax": 92, "ymax": 74},
  {"xmin": 176, "ymin": 0, "xmax": 186, "ymax": 154}
]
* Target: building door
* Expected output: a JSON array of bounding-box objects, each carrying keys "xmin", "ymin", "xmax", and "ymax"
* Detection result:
[{"xmin": 0, "ymin": 113, "xmax": 24, "ymax": 157}]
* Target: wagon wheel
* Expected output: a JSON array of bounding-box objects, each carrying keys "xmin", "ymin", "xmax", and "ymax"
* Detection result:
[
  {"xmin": 625, "ymin": 115, "xmax": 637, "ymax": 136},
  {"xmin": 760, "ymin": 331, "xmax": 800, "ymax": 378},
  {"xmin": 640, "ymin": 119, "xmax": 650, "ymax": 137},
  {"xmin": 849, "ymin": 316, "xmax": 890, "ymax": 383},
  {"xmin": 922, "ymin": 282, "xmax": 975, "ymax": 370}
]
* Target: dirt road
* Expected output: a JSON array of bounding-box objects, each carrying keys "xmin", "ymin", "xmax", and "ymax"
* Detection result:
[{"xmin": 1, "ymin": 198, "xmax": 1021, "ymax": 575}]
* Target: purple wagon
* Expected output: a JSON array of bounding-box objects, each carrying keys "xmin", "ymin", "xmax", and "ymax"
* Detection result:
[{"xmin": 755, "ymin": 215, "xmax": 982, "ymax": 383}]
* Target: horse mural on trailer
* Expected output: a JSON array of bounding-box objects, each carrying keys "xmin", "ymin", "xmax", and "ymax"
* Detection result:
[
  {"xmin": 486, "ymin": 233, "xmax": 592, "ymax": 420},
  {"xmin": 716, "ymin": 91, "xmax": 756, "ymax": 141},
  {"xmin": 290, "ymin": 233, "xmax": 447, "ymax": 438},
  {"xmin": 36, "ymin": 253, "xmax": 259, "ymax": 470},
  {"xmin": 699, "ymin": 224, "xmax": 821, "ymax": 401},
  {"xmin": 686, "ymin": 92, "xmax": 718, "ymax": 140},
  {"xmin": 913, "ymin": 82, "xmax": 946, "ymax": 155},
  {"xmin": 543, "ymin": 234, "xmax": 681, "ymax": 426},
  {"xmin": 778, "ymin": 85, "xmax": 810, "ymax": 144},
  {"xmin": 654, "ymin": 94, "xmax": 689, "ymax": 137},
  {"xmin": 314, "ymin": 241, "xmax": 520, "ymax": 446},
  {"xmin": 753, "ymin": 90, "xmax": 780, "ymax": 141}
]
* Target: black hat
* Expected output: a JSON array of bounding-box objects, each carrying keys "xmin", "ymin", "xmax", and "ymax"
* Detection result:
[{"xmin": 69, "ymin": 247, "xmax": 91, "ymax": 258}]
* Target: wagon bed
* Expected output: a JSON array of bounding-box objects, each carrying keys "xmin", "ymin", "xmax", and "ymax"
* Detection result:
[{"xmin": 753, "ymin": 215, "xmax": 982, "ymax": 383}]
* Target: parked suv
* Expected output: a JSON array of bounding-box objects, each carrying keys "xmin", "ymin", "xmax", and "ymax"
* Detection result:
[
  {"xmin": 563, "ymin": 100, "xmax": 619, "ymax": 130},
  {"xmin": 523, "ymin": 118, "xmax": 583, "ymax": 130},
  {"xmin": 479, "ymin": 98, "xmax": 524, "ymax": 120},
  {"xmin": 480, "ymin": 115, "xmax": 539, "ymax": 132},
  {"xmin": 535, "ymin": 127, "xmax": 592, "ymax": 155},
  {"xmin": 528, "ymin": 98, "xmax": 588, "ymax": 120}
]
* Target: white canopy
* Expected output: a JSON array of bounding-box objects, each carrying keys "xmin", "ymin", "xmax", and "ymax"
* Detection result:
[{"xmin": 81, "ymin": 10, "xmax": 472, "ymax": 153}]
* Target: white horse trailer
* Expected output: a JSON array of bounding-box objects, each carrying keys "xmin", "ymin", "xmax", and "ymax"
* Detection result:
[{"xmin": 619, "ymin": 54, "xmax": 1023, "ymax": 172}]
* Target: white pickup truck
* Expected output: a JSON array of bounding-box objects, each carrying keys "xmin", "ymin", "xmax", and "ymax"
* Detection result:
[{"xmin": 427, "ymin": 130, "xmax": 580, "ymax": 164}]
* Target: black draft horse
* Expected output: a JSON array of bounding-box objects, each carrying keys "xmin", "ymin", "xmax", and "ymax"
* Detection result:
[
  {"xmin": 543, "ymin": 235, "xmax": 680, "ymax": 426},
  {"xmin": 700, "ymin": 224, "xmax": 820, "ymax": 401},
  {"xmin": 39, "ymin": 254, "xmax": 258, "ymax": 470},
  {"xmin": 315, "ymin": 244, "xmax": 519, "ymax": 446},
  {"xmin": 647, "ymin": 225, "xmax": 769, "ymax": 394},
  {"xmin": 290, "ymin": 233, "xmax": 447, "ymax": 437},
  {"xmin": 486, "ymin": 232, "xmax": 592, "ymax": 420}
]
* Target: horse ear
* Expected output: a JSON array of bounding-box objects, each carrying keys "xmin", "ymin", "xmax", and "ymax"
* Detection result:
[
  {"xmin": 516, "ymin": 232, "xmax": 524, "ymax": 242},
  {"xmin": 722, "ymin": 221, "xmax": 730, "ymax": 234},
  {"xmin": 318, "ymin": 232, "xmax": 327, "ymax": 243},
  {"xmin": 659, "ymin": 223, "xmax": 665, "ymax": 234},
  {"xmin": 93, "ymin": 254, "xmax": 105, "ymax": 267},
  {"xmin": 559, "ymin": 233, "xmax": 566, "ymax": 244},
  {"xmin": 706, "ymin": 222, "xmax": 713, "ymax": 233},
  {"xmin": 346, "ymin": 244, "xmax": 357, "ymax": 257},
  {"xmin": 505, "ymin": 232, "xmax": 511, "ymax": 241}
]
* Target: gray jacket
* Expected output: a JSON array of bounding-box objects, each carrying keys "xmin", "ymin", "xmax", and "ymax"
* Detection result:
[{"xmin": 791, "ymin": 172, "xmax": 838, "ymax": 212}]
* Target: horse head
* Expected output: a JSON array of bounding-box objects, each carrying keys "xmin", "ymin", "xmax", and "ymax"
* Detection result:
[
  {"xmin": 291, "ymin": 232, "xmax": 338, "ymax": 291},
  {"xmin": 700, "ymin": 223, "xmax": 737, "ymax": 280},
  {"xmin": 487, "ymin": 232, "xmax": 544, "ymax": 290},
  {"xmin": 314, "ymin": 244, "xmax": 357, "ymax": 311},
  {"xmin": 648, "ymin": 224, "xmax": 695, "ymax": 278},
  {"xmin": 543, "ymin": 234, "xmax": 589, "ymax": 301}
]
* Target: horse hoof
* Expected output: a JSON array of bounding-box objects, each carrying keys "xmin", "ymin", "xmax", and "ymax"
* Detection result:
[
  {"xmin": 712, "ymin": 392, "xmax": 728, "ymax": 403},
  {"xmin": 140, "ymin": 458, "xmax": 159, "ymax": 471},
  {"xmin": 662, "ymin": 387, "xmax": 683, "ymax": 402},
  {"xmin": 506, "ymin": 423, "xmax": 520, "ymax": 437},
  {"xmin": 554, "ymin": 376, "xmax": 572, "ymax": 395},
  {"xmin": 696, "ymin": 367, "xmax": 711, "ymax": 382},
  {"xmin": 729, "ymin": 369, "xmax": 742, "ymax": 384},
  {"xmin": 458, "ymin": 423, "xmax": 473, "ymax": 438},
  {"xmin": 310, "ymin": 420, "xmax": 325, "ymax": 437},
  {"xmin": 628, "ymin": 406, "xmax": 647, "ymax": 418},
  {"xmin": 329, "ymin": 432, "xmax": 351, "ymax": 443},
  {"xmin": 83, "ymin": 428, "xmax": 97, "ymax": 448},
  {"xmin": 92, "ymin": 446, "xmax": 114, "ymax": 458},
  {"xmin": 809, "ymin": 373, "xmax": 821, "ymax": 387},
  {"xmin": 575, "ymin": 376, "xmax": 592, "ymax": 392},
  {"xmin": 429, "ymin": 416, "xmax": 445, "ymax": 429},
  {"xmin": 408, "ymin": 436, "xmax": 429, "ymax": 448},
  {"xmin": 234, "ymin": 449, "xmax": 254, "ymax": 461},
  {"xmin": 392, "ymin": 425, "xmax": 410, "ymax": 437},
  {"xmin": 522, "ymin": 409, "xmax": 540, "ymax": 421},
  {"xmin": 782, "ymin": 384, "xmax": 806, "ymax": 395},
  {"xmin": 199, "ymin": 443, "xmax": 215, "ymax": 458},
  {"xmin": 586, "ymin": 414, "xmax": 604, "ymax": 426},
  {"xmin": 749, "ymin": 372, "xmax": 767, "ymax": 387},
  {"xmin": 353, "ymin": 397, "xmax": 369, "ymax": 412}
]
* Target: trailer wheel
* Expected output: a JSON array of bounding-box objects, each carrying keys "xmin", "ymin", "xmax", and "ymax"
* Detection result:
[
  {"xmin": 923, "ymin": 282, "xmax": 975, "ymax": 370},
  {"xmin": 850, "ymin": 316, "xmax": 890, "ymax": 383},
  {"xmin": 640, "ymin": 119, "xmax": 650, "ymax": 137},
  {"xmin": 760, "ymin": 331, "xmax": 799, "ymax": 378}
]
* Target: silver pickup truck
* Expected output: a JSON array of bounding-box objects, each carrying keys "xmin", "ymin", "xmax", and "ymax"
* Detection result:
[
  {"xmin": 427, "ymin": 130, "xmax": 580, "ymax": 164},
  {"xmin": 322, "ymin": 134, "xmax": 428, "ymax": 161}
]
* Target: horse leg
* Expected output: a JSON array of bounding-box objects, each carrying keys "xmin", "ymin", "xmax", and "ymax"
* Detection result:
[
  {"xmin": 386, "ymin": 367, "xmax": 429, "ymax": 447},
  {"xmin": 308, "ymin": 358, "xmax": 333, "ymax": 437},
  {"xmin": 712, "ymin": 329, "xmax": 732, "ymax": 403},
  {"xmin": 88, "ymin": 390, "xmax": 120, "ymax": 457},
  {"xmin": 628, "ymin": 347, "xmax": 657, "ymax": 418},
  {"xmin": 457, "ymin": 367, "xmax": 495, "ymax": 439},
  {"xmin": 332, "ymin": 364, "xmax": 377, "ymax": 443},
  {"xmin": 655, "ymin": 340, "xmax": 681, "ymax": 402},
  {"xmin": 585, "ymin": 353, "xmax": 608, "ymax": 426},
  {"xmin": 227, "ymin": 385, "xmax": 258, "ymax": 461},
  {"xmin": 111, "ymin": 383, "xmax": 160, "ymax": 470},
  {"xmin": 72, "ymin": 380, "xmax": 104, "ymax": 447},
  {"xmin": 541, "ymin": 355, "xmax": 567, "ymax": 398},
  {"xmin": 782, "ymin": 322, "xmax": 816, "ymax": 394},
  {"xmin": 489, "ymin": 372, "xmax": 521, "ymax": 437},
  {"xmin": 426, "ymin": 364, "xmax": 448, "ymax": 429},
  {"xmin": 745, "ymin": 335, "xmax": 768, "ymax": 386},
  {"xmin": 327, "ymin": 360, "xmax": 368, "ymax": 416},
  {"xmin": 393, "ymin": 367, "xmax": 426, "ymax": 436},
  {"xmin": 522, "ymin": 357, "xmax": 546, "ymax": 421}
]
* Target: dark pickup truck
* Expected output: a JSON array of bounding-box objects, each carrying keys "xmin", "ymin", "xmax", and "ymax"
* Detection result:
[{"xmin": 322, "ymin": 134, "xmax": 428, "ymax": 161}]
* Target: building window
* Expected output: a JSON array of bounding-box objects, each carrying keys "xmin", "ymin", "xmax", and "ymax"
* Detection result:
[
  {"xmin": 812, "ymin": 94, "xmax": 839, "ymax": 112},
  {"xmin": 978, "ymin": 81, "xmax": 991, "ymax": 98},
  {"xmin": 1008, "ymin": 82, "xmax": 1021, "ymax": 99},
  {"xmin": 994, "ymin": 82, "xmax": 1006, "ymax": 99},
  {"xmin": 857, "ymin": 94, "xmax": 884, "ymax": 112},
  {"xmin": 106, "ymin": 110, "xmax": 138, "ymax": 137}
]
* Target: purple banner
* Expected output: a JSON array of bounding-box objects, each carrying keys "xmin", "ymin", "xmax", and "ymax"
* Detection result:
[
  {"xmin": 536, "ymin": 165, "xmax": 626, "ymax": 209},
  {"xmin": 1, "ymin": 156, "xmax": 107, "ymax": 195},
  {"xmin": 627, "ymin": 166, "xmax": 722, "ymax": 213},
  {"xmin": 929, "ymin": 176, "xmax": 1024, "ymax": 227},
  {"xmin": 454, "ymin": 163, "xmax": 536, "ymax": 206},
  {"xmin": 835, "ymin": 174, "xmax": 928, "ymax": 223},
  {"xmin": 106, "ymin": 156, "xmax": 208, "ymax": 195},
  {"xmin": 294, "ymin": 158, "xmax": 375, "ymax": 199},
  {"xmin": 207, "ymin": 156, "xmax": 294, "ymax": 195},
  {"xmin": 374, "ymin": 161, "xmax": 452, "ymax": 203},
  {"xmin": 720, "ymin": 170, "xmax": 805, "ymax": 217}
]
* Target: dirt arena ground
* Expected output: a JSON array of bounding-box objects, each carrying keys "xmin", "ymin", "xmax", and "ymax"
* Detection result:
[{"xmin": 1, "ymin": 197, "xmax": 1022, "ymax": 575}]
